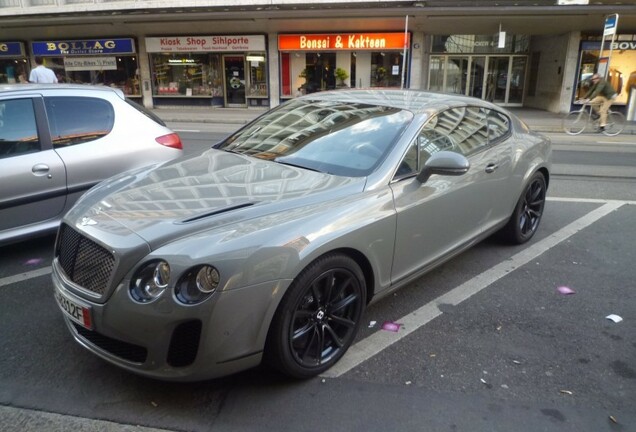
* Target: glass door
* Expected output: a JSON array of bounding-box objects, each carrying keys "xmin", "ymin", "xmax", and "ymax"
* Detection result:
[
  {"xmin": 468, "ymin": 56, "xmax": 486, "ymax": 99},
  {"xmin": 428, "ymin": 56, "xmax": 445, "ymax": 92},
  {"xmin": 508, "ymin": 56, "xmax": 526, "ymax": 105},
  {"xmin": 223, "ymin": 55, "xmax": 246, "ymax": 107},
  {"xmin": 486, "ymin": 56, "xmax": 509, "ymax": 103},
  {"xmin": 447, "ymin": 57, "xmax": 469, "ymax": 95}
]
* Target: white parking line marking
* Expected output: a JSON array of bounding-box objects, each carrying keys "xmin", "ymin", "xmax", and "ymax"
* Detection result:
[
  {"xmin": 173, "ymin": 129, "xmax": 201, "ymax": 133},
  {"xmin": 548, "ymin": 197, "xmax": 636, "ymax": 205},
  {"xmin": 322, "ymin": 201, "xmax": 625, "ymax": 378},
  {"xmin": 0, "ymin": 266, "xmax": 52, "ymax": 288}
]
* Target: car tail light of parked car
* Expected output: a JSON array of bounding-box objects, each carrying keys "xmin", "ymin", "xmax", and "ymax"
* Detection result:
[{"xmin": 156, "ymin": 133, "xmax": 183, "ymax": 150}]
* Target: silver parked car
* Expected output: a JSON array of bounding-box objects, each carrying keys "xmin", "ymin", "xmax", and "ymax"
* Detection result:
[
  {"xmin": 52, "ymin": 89, "xmax": 551, "ymax": 381},
  {"xmin": 0, "ymin": 84, "xmax": 183, "ymax": 246}
]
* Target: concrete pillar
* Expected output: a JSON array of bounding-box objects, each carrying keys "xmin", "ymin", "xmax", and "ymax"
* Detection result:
[
  {"xmin": 410, "ymin": 31, "xmax": 427, "ymax": 90},
  {"xmin": 267, "ymin": 32, "xmax": 280, "ymax": 108},
  {"xmin": 336, "ymin": 51, "xmax": 351, "ymax": 87},
  {"xmin": 137, "ymin": 37, "xmax": 153, "ymax": 109},
  {"xmin": 559, "ymin": 31, "xmax": 581, "ymax": 114},
  {"xmin": 356, "ymin": 51, "xmax": 371, "ymax": 88}
]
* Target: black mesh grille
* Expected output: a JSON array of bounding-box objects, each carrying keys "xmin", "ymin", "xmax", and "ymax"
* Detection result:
[
  {"xmin": 72, "ymin": 322, "xmax": 147, "ymax": 364},
  {"xmin": 167, "ymin": 320, "xmax": 202, "ymax": 368},
  {"xmin": 56, "ymin": 224, "xmax": 115, "ymax": 296}
]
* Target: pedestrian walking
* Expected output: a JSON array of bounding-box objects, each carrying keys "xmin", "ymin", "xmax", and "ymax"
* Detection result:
[{"xmin": 29, "ymin": 57, "xmax": 58, "ymax": 84}]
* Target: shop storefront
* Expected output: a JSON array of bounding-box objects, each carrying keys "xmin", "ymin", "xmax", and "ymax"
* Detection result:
[
  {"xmin": 573, "ymin": 35, "xmax": 636, "ymax": 119},
  {"xmin": 31, "ymin": 38, "xmax": 140, "ymax": 97},
  {"xmin": 428, "ymin": 34, "xmax": 529, "ymax": 106},
  {"xmin": 278, "ymin": 32, "xmax": 410, "ymax": 99},
  {"xmin": 145, "ymin": 35, "xmax": 267, "ymax": 108},
  {"xmin": 0, "ymin": 42, "xmax": 28, "ymax": 84}
]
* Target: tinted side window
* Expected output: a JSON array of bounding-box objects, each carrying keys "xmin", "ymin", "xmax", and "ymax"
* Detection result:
[
  {"xmin": 436, "ymin": 107, "xmax": 489, "ymax": 156},
  {"xmin": 487, "ymin": 110, "xmax": 511, "ymax": 143},
  {"xmin": 0, "ymin": 98, "xmax": 40, "ymax": 159},
  {"xmin": 45, "ymin": 96, "xmax": 114, "ymax": 147},
  {"xmin": 394, "ymin": 107, "xmax": 489, "ymax": 179}
]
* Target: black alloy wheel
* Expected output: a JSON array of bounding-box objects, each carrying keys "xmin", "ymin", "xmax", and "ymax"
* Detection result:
[
  {"xmin": 266, "ymin": 253, "xmax": 366, "ymax": 378},
  {"xmin": 500, "ymin": 172, "xmax": 546, "ymax": 244}
]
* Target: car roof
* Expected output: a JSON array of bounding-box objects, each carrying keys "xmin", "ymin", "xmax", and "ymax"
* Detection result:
[
  {"xmin": 298, "ymin": 89, "xmax": 506, "ymax": 116},
  {"xmin": 0, "ymin": 83, "xmax": 125, "ymax": 98}
]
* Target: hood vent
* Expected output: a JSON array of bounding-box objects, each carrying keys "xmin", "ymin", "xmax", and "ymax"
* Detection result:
[{"xmin": 180, "ymin": 202, "xmax": 256, "ymax": 223}]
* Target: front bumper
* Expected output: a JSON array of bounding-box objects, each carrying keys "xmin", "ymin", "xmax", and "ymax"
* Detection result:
[{"xmin": 52, "ymin": 258, "xmax": 292, "ymax": 381}]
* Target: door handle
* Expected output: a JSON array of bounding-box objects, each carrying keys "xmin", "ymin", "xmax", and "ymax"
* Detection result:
[
  {"xmin": 32, "ymin": 164, "xmax": 52, "ymax": 178},
  {"xmin": 485, "ymin": 163, "xmax": 499, "ymax": 173}
]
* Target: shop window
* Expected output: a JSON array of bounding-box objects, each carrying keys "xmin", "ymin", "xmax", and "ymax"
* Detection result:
[
  {"xmin": 49, "ymin": 56, "xmax": 140, "ymax": 96},
  {"xmin": 0, "ymin": 59, "xmax": 28, "ymax": 84},
  {"xmin": 371, "ymin": 52, "xmax": 405, "ymax": 88},
  {"xmin": 246, "ymin": 54, "xmax": 267, "ymax": 98},
  {"xmin": 150, "ymin": 53, "xmax": 223, "ymax": 97},
  {"xmin": 0, "ymin": 98, "xmax": 40, "ymax": 158},
  {"xmin": 302, "ymin": 53, "xmax": 337, "ymax": 94},
  {"xmin": 44, "ymin": 97, "xmax": 114, "ymax": 147}
]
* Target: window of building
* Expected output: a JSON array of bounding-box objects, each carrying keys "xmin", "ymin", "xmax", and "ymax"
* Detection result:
[
  {"xmin": 44, "ymin": 56, "xmax": 140, "ymax": 96},
  {"xmin": 151, "ymin": 53, "xmax": 223, "ymax": 97}
]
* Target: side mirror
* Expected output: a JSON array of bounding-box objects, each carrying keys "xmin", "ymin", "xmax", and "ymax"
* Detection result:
[{"xmin": 416, "ymin": 151, "xmax": 470, "ymax": 183}]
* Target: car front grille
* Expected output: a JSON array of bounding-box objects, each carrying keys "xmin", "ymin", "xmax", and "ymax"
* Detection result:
[
  {"xmin": 72, "ymin": 322, "xmax": 147, "ymax": 364},
  {"xmin": 56, "ymin": 223, "xmax": 115, "ymax": 296}
]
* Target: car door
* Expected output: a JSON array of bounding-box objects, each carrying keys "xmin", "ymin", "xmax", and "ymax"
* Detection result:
[
  {"xmin": 389, "ymin": 106, "xmax": 499, "ymax": 284},
  {"xmin": 483, "ymin": 108, "xmax": 516, "ymax": 228},
  {"xmin": 44, "ymin": 95, "xmax": 116, "ymax": 205},
  {"xmin": 0, "ymin": 96, "xmax": 66, "ymax": 234}
]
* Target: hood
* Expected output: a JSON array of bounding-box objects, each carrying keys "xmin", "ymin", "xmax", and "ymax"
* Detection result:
[{"xmin": 68, "ymin": 149, "xmax": 363, "ymax": 247}]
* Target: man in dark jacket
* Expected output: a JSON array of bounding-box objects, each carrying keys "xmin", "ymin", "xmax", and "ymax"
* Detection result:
[{"xmin": 583, "ymin": 73, "xmax": 617, "ymax": 131}]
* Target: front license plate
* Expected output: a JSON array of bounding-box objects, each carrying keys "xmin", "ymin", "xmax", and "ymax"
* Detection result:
[{"xmin": 55, "ymin": 288, "xmax": 93, "ymax": 330}]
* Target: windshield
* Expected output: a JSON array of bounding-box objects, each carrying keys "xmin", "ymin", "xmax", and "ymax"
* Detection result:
[{"xmin": 216, "ymin": 99, "xmax": 413, "ymax": 177}]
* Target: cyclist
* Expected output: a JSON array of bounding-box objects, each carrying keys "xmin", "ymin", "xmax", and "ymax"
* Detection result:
[{"xmin": 581, "ymin": 73, "xmax": 617, "ymax": 132}]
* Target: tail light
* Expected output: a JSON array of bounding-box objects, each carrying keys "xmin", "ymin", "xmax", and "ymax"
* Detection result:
[{"xmin": 155, "ymin": 133, "xmax": 183, "ymax": 150}]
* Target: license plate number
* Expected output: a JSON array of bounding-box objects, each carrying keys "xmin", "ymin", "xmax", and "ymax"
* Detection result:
[{"xmin": 55, "ymin": 288, "xmax": 92, "ymax": 329}]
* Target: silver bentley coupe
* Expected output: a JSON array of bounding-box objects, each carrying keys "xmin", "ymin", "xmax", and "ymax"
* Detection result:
[{"xmin": 52, "ymin": 89, "xmax": 551, "ymax": 381}]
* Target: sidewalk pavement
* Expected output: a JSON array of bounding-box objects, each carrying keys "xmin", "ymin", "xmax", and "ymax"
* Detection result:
[{"xmin": 151, "ymin": 105, "xmax": 636, "ymax": 135}]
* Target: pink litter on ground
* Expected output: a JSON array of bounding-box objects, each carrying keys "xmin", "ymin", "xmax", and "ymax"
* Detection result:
[
  {"xmin": 24, "ymin": 258, "xmax": 43, "ymax": 266},
  {"xmin": 557, "ymin": 286, "xmax": 575, "ymax": 295},
  {"xmin": 381, "ymin": 321, "xmax": 402, "ymax": 332}
]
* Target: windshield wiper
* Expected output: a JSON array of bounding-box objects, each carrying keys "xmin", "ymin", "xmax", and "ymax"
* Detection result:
[{"xmin": 275, "ymin": 160, "xmax": 322, "ymax": 173}]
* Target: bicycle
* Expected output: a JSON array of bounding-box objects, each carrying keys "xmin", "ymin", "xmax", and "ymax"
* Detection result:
[{"xmin": 562, "ymin": 101, "xmax": 625, "ymax": 136}]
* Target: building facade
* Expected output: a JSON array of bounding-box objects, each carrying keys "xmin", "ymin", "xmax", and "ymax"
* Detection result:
[{"xmin": 1, "ymin": 0, "xmax": 635, "ymax": 115}]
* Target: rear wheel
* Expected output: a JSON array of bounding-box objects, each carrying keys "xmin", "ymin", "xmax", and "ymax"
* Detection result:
[
  {"xmin": 602, "ymin": 111, "xmax": 625, "ymax": 136},
  {"xmin": 265, "ymin": 253, "xmax": 366, "ymax": 378},
  {"xmin": 500, "ymin": 172, "xmax": 547, "ymax": 244},
  {"xmin": 562, "ymin": 110, "xmax": 587, "ymax": 135}
]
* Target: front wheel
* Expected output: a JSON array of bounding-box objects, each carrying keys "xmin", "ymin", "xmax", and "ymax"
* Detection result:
[
  {"xmin": 602, "ymin": 111, "xmax": 626, "ymax": 136},
  {"xmin": 265, "ymin": 253, "xmax": 366, "ymax": 378},
  {"xmin": 562, "ymin": 110, "xmax": 587, "ymax": 135},
  {"xmin": 499, "ymin": 172, "xmax": 547, "ymax": 244}
]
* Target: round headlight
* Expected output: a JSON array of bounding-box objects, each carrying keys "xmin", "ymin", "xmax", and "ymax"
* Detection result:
[
  {"xmin": 196, "ymin": 266, "xmax": 220, "ymax": 293},
  {"xmin": 130, "ymin": 260, "xmax": 170, "ymax": 303},
  {"xmin": 175, "ymin": 265, "xmax": 219, "ymax": 304}
]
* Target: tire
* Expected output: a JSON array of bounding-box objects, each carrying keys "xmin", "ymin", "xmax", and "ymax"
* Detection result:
[
  {"xmin": 562, "ymin": 110, "xmax": 586, "ymax": 135},
  {"xmin": 265, "ymin": 253, "xmax": 366, "ymax": 379},
  {"xmin": 499, "ymin": 172, "xmax": 547, "ymax": 244},
  {"xmin": 602, "ymin": 111, "xmax": 625, "ymax": 136}
]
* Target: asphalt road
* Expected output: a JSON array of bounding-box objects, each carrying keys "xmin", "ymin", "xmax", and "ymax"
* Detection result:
[{"xmin": 1, "ymin": 132, "xmax": 634, "ymax": 432}]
